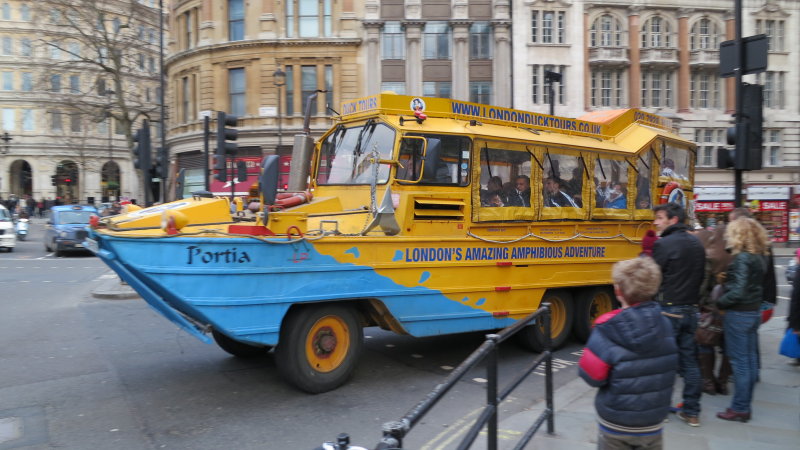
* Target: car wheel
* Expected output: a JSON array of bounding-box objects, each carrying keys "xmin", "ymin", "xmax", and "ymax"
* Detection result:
[{"xmin": 275, "ymin": 304, "xmax": 363, "ymax": 394}]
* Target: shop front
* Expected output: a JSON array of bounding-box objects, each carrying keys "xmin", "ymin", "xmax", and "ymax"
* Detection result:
[
  {"xmin": 746, "ymin": 186, "xmax": 791, "ymax": 244},
  {"xmin": 694, "ymin": 186, "xmax": 735, "ymax": 229},
  {"xmin": 695, "ymin": 185, "xmax": 793, "ymax": 244}
]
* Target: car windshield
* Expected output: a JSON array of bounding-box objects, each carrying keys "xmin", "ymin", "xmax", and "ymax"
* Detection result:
[
  {"xmin": 56, "ymin": 211, "xmax": 95, "ymax": 224},
  {"xmin": 0, "ymin": 208, "xmax": 10, "ymax": 221}
]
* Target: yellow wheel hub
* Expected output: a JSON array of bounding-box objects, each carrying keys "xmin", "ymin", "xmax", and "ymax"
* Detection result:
[
  {"xmin": 590, "ymin": 291, "xmax": 614, "ymax": 323},
  {"xmin": 305, "ymin": 315, "xmax": 350, "ymax": 373},
  {"xmin": 545, "ymin": 297, "xmax": 567, "ymax": 337}
]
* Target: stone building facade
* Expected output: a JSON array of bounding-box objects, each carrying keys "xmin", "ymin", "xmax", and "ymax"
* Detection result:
[
  {"xmin": 165, "ymin": 0, "xmax": 363, "ymax": 195},
  {"xmin": 0, "ymin": 0, "xmax": 161, "ymax": 204}
]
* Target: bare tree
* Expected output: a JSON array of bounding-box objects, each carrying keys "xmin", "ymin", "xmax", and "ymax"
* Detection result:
[{"xmin": 32, "ymin": 0, "xmax": 161, "ymax": 156}]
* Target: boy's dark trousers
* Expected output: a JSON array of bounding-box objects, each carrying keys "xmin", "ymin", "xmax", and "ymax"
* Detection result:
[{"xmin": 598, "ymin": 428, "xmax": 662, "ymax": 450}]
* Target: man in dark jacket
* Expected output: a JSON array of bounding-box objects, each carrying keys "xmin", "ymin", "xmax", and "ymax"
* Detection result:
[
  {"xmin": 580, "ymin": 257, "xmax": 678, "ymax": 449},
  {"xmin": 652, "ymin": 202, "xmax": 706, "ymax": 427}
]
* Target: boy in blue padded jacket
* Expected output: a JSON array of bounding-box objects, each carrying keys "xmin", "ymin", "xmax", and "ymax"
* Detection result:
[{"xmin": 579, "ymin": 257, "xmax": 678, "ymax": 449}]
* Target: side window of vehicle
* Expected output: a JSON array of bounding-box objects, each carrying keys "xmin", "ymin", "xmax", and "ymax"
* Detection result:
[
  {"xmin": 407, "ymin": 134, "xmax": 471, "ymax": 186},
  {"xmin": 542, "ymin": 152, "xmax": 583, "ymax": 208},
  {"xmin": 479, "ymin": 144, "xmax": 531, "ymax": 208},
  {"xmin": 660, "ymin": 141, "xmax": 692, "ymax": 182},
  {"xmin": 593, "ymin": 157, "xmax": 628, "ymax": 210},
  {"xmin": 635, "ymin": 151, "xmax": 653, "ymax": 210}
]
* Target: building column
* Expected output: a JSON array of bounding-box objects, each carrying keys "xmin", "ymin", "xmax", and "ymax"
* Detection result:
[
  {"xmin": 259, "ymin": 0, "xmax": 277, "ymax": 39},
  {"xmin": 492, "ymin": 20, "xmax": 512, "ymax": 107},
  {"xmin": 363, "ymin": 22, "xmax": 383, "ymax": 96},
  {"xmin": 451, "ymin": 21, "xmax": 470, "ymax": 101},
  {"xmin": 677, "ymin": 11, "xmax": 691, "ymax": 113},
  {"xmin": 199, "ymin": 0, "xmax": 214, "ymax": 46},
  {"xmin": 584, "ymin": 10, "xmax": 591, "ymax": 111},
  {"xmin": 628, "ymin": 8, "xmax": 641, "ymax": 108},
  {"xmin": 724, "ymin": 13, "xmax": 735, "ymax": 114},
  {"xmin": 404, "ymin": 22, "xmax": 423, "ymax": 96}
]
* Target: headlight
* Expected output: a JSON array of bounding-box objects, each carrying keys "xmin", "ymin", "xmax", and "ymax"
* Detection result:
[{"xmin": 59, "ymin": 231, "xmax": 69, "ymax": 238}]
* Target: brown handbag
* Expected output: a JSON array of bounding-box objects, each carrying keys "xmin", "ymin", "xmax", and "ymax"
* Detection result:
[{"xmin": 696, "ymin": 310, "xmax": 723, "ymax": 347}]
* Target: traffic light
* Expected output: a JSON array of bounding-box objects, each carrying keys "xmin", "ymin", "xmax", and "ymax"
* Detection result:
[
  {"xmin": 213, "ymin": 154, "xmax": 227, "ymax": 182},
  {"xmin": 133, "ymin": 121, "xmax": 152, "ymax": 174},
  {"xmin": 723, "ymin": 84, "xmax": 763, "ymax": 171},
  {"xmin": 51, "ymin": 175, "xmax": 57, "ymax": 186},
  {"xmin": 214, "ymin": 112, "xmax": 238, "ymax": 182},
  {"xmin": 236, "ymin": 160, "xmax": 247, "ymax": 182}
]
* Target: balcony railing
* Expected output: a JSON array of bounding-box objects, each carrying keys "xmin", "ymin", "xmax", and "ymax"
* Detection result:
[
  {"xmin": 690, "ymin": 49, "xmax": 720, "ymax": 67},
  {"xmin": 639, "ymin": 47, "xmax": 679, "ymax": 66},
  {"xmin": 588, "ymin": 47, "xmax": 629, "ymax": 66}
]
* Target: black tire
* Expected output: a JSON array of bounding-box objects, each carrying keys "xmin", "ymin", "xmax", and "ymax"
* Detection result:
[
  {"xmin": 517, "ymin": 290, "xmax": 574, "ymax": 352},
  {"xmin": 6, "ymin": 247, "xmax": 12, "ymax": 253},
  {"xmin": 211, "ymin": 329, "xmax": 270, "ymax": 358},
  {"xmin": 573, "ymin": 286, "xmax": 619, "ymax": 342},
  {"xmin": 275, "ymin": 304, "xmax": 363, "ymax": 394}
]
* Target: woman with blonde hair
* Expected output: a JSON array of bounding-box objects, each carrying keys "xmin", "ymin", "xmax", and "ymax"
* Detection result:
[{"xmin": 715, "ymin": 217, "xmax": 769, "ymax": 422}]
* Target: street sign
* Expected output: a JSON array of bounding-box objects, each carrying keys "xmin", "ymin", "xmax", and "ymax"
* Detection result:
[
  {"xmin": 198, "ymin": 110, "xmax": 213, "ymax": 119},
  {"xmin": 719, "ymin": 34, "xmax": 768, "ymax": 78},
  {"xmin": 259, "ymin": 106, "xmax": 277, "ymax": 117}
]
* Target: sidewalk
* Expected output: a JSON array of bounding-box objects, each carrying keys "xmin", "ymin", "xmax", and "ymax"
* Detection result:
[
  {"xmin": 91, "ymin": 275, "xmax": 140, "ymax": 300},
  {"xmin": 497, "ymin": 317, "xmax": 800, "ymax": 449}
]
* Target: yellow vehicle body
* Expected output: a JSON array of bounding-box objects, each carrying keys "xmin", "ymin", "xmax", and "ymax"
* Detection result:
[{"xmin": 89, "ymin": 94, "xmax": 696, "ymax": 393}]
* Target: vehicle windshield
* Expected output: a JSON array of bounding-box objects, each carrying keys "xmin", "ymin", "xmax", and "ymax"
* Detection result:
[
  {"xmin": 317, "ymin": 121, "xmax": 395, "ymax": 185},
  {"xmin": 56, "ymin": 211, "xmax": 95, "ymax": 224},
  {"xmin": 0, "ymin": 208, "xmax": 10, "ymax": 221}
]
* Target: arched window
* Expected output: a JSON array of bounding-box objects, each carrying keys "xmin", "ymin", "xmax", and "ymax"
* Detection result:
[
  {"xmin": 641, "ymin": 16, "xmax": 672, "ymax": 48},
  {"xmin": 690, "ymin": 18, "xmax": 720, "ymax": 50},
  {"xmin": 590, "ymin": 14, "xmax": 624, "ymax": 47}
]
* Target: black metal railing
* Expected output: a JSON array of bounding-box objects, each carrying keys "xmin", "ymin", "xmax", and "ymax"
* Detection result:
[{"xmin": 372, "ymin": 302, "xmax": 555, "ymax": 450}]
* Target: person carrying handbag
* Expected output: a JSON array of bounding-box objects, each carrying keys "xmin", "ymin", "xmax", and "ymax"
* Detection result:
[{"xmin": 714, "ymin": 217, "xmax": 769, "ymax": 423}]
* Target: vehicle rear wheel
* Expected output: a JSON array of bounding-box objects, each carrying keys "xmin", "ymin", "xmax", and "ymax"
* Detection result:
[
  {"xmin": 275, "ymin": 304, "xmax": 363, "ymax": 394},
  {"xmin": 573, "ymin": 287, "xmax": 619, "ymax": 342},
  {"xmin": 211, "ymin": 329, "xmax": 271, "ymax": 358},
  {"xmin": 6, "ymin": 247, "xmax": 12, "ymax": 253},
  {"xmin": 517, "ymin": 290, "xmax": 574, "ymax": 352}
]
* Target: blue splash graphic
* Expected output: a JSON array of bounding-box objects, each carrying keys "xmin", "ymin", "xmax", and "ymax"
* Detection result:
[
  {"xmin": 345, "ymin": 247, "xmax": 360, "ymax": 258},
  {"xmin": 475, "ymin": 298, "xmax": 487, "ymax": 306},
  {"xmin": 419, "ymin": 271, "xmax": 431, "ymax": 284},
  {"xmin": 392, "ymin": 250, "xmax": 404, "ymax": 261}
]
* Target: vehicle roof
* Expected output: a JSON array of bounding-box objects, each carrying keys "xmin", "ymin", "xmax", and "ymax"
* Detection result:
[{"xmin": 51, "ymin": 205, "xmax": 97, "ymax": 212}]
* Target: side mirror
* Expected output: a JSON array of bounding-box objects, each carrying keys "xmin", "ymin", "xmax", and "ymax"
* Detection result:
[
  {"xmin": 259, "ymin": 155, "xmax": 280, "ymax": 205},
  {"xmin": 396, "ymin": 136, "xmax": 428, "ymax": 184}
]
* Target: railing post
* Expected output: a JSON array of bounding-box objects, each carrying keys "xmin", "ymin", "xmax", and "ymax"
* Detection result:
[
  {"xmin": 542, "ymin": 302, "xmax": 555, "ymax": 434},
  {"xmin": 486, "ymin": 333, "xmax": 499, "ymax": 450}
]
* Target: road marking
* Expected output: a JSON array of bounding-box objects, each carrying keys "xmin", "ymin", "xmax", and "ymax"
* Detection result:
[{"xmin": 422, "ymin": 407, "xmax": 483, "ymax": 450}]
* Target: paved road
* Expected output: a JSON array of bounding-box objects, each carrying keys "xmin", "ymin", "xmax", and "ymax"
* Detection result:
[{"xmin": 1, "ymin": 222, "xmax": 592, "ymax": 449}]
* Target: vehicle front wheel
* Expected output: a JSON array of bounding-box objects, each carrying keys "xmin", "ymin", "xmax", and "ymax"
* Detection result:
[
  {"xmin": 212, "ymin": 329, "xmax": 271, "ymax": 358},
  {"xmin": 517, "ymin": 290, "xmax": 574, "ymax": 352},
  {"xmin": 275, "ymin": 304, "xmax": 363, "ymax": 394},
  {"xmin": 573, "ymin": 287, "xmax": 618, "ymax": 342}
]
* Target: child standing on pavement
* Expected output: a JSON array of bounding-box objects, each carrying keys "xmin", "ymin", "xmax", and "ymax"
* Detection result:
[{"xmin": 579, "ymin": 257, "xmax": 678, "ymax": 450}]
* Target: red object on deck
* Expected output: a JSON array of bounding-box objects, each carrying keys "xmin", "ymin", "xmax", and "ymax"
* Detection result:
[{"xmin": 228, "ymin": 225, "xmax": 276, "ymax": 236}]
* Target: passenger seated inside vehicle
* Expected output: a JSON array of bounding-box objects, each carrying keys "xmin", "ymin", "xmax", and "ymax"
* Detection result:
[
  {"xmin": 544, "ymin": 177, "xmax": 578, "ymax": 207},
  {"xmin": 506, "ymin": 175, "xmax": 531, "ymax": 207},
  {"xmin": 603, "ymin": 183, "xmax": 627, "ymax": 209},
  {"xmin": 481, "ymin": 176, "xmax": 507, "ymax": 207}
]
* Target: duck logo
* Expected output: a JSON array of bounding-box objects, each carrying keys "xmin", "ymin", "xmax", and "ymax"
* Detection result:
[
  {"xmin": 410, "ymin": 98, "xmax": 426, "ymax": 113},
  {"xmin": 410, "ymin": 98, "xmax": 428, "ymax": 121}
]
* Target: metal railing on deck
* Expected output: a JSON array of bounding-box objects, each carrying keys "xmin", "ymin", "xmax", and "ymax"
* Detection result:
[{"xmin": 373, "ymin": 302, "xmax": 555, "ymax": 450}]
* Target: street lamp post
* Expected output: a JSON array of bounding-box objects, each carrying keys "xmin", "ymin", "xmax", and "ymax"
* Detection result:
[
  {"xmin": 544, "ymin": 70, "xmax": 562, "ymax": 116},
  {"xmin": 273, "ymin": 67, "xmax": 286, "ymax": 152},
  {"xmin": 0, "ymin": 131, "xmax": 11, "ymax": 154}
]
